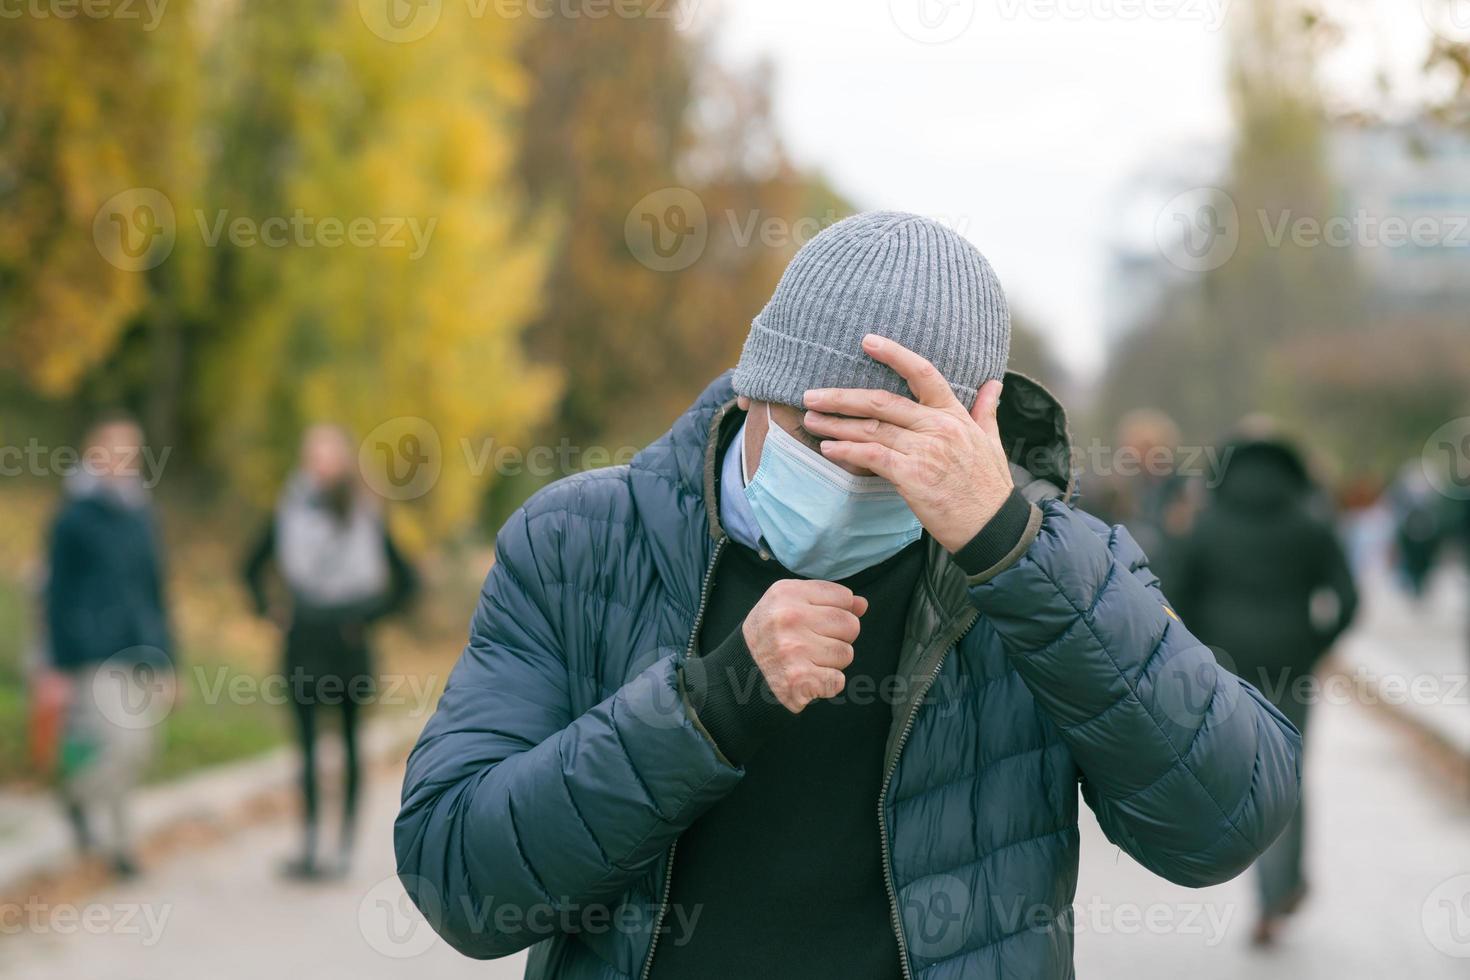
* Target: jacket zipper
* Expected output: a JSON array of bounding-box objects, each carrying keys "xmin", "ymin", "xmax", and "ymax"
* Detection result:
[
  {"xmin": 639, "ymin": 536, "xmax": 728, "ymax": 980},
  {"xmin": 877, "ymin": 608, "xmax": 979, "ymax": 980}
]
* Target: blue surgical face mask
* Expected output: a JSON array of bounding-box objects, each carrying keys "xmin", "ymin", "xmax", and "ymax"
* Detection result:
[{"xmin": 742, "ymin": 405, "xmax": 923, "ymax": 580}]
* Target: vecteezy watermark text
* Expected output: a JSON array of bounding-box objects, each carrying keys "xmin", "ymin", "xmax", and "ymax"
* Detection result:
[
  {"xmin": 0, "ymin": 438, "xmax": 171, "ymax": 488},
  {"xmin": 0, "ymin": 898, "xmax": 172, "ymax": 945},
  {"xmin": 0, "ymin": 0, "xmax": 168, "ymax": 29}
]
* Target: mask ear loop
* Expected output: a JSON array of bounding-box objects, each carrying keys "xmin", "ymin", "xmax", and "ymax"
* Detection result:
[
  {"xmin": 741, "ymin": 403, "xmax": 781, "ymax": 486},
  {"xmin": 762, "ymin": 401, "xmax": 899, "ymax": 494},
  {"xmin": 739, "ymin": 405, "xmax": 761, "ymax": 486}
]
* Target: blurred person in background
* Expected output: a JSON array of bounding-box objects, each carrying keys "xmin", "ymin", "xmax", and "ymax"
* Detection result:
[
  {"xmin": 1385, "ymin": 461, "xmax": 1445, "ymax": 600},
  {"xmin": 243, "ymin": 423, "xmax": 417, "ymax": 880},
  {"xmin": 1172, "ymin": 433, "xmax": 1358, "ymax": 948},
  {"xmin": 42, "ymin": 412, "xmax": 176, "ymax": 879},
  {"xmin": 1082, "ymin": 408, "xmax": 1197, "ymax": 594},
  {"xmin": 396, "ymin": 212, "xmax": 1301, "ymax": 979}
]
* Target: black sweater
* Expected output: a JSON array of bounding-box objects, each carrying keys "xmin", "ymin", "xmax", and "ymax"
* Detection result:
[{"xmin": 648, "ymin": 538, "xmax": 923, "ymax": 980}]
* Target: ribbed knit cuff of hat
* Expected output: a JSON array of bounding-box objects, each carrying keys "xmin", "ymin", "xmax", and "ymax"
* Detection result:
[
  {"xmin": 731, "ymin": 211, "xmax": 1011, "ymax": 410},
  {"xmin": 680, "ymin": 630, "xmax": 796, "ymax": 767},
  {"xmin": 950, "ymin": 488, "xmax": 1041, "ymax": 584}
]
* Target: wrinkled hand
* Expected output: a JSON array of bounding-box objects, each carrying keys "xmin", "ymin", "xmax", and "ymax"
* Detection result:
[
  {"xmin": 803, "ymin": 334, "xmax": 1013, "ymax": 554},
  {"xmin": 742, "ymin": 579, "xmax": 869, "ymax": 713}
]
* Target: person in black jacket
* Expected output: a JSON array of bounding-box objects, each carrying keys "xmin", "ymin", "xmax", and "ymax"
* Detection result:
[
  {"xmin": 44, "ymin": 413, "xmax": 175, "ymax": 877},
  {"xmin": 1173, "ymin": 434, "xmax": 1358, "ymax": 947},
  {"xmin": 243, "ymin": 423, "xmax": 416, "ymax": 879}
]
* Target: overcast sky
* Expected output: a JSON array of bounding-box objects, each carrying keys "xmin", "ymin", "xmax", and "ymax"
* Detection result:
[{"xmin": 704, "ymin": 0, "xmax": 1443, "ymax": 380}]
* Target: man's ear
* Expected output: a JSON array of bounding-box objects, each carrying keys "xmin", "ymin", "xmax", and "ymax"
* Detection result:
[{"xmin": 736, "ymin": 395, "xmax": 751, "ymax": 411}]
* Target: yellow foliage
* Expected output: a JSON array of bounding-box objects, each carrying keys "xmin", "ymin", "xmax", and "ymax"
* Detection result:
[{"xmin": 196, "ymin": 1, "xmax": 559, "ymax": 543}]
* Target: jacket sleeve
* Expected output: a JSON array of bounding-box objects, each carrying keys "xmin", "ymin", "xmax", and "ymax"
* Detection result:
[
  {"xmin": 1311, "ymin": 520, "xmax": 1359, "ymax": 653},
  {"xmin": 393, "ymin": 502, "xmax": 742, "ymax": 959},
  {"xmin": 45, "ymin": 508, "xmax": 91, "ymax": 670},
  {"xmin": 968, "ymin": 499, "xmax": 1302, "ymax": 887},
  {"xmin": 240, "ymin": 519, "xmax": 275, "ymax": 617}
]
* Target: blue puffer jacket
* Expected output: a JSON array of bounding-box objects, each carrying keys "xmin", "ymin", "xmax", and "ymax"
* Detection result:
[{"xmin": 396, "ymin": 372, "xmax": 1301, "ymax": 979}]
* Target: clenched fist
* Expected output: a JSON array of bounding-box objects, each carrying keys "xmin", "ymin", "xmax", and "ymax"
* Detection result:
[{"xmin": 742, "ymin": 579, "xmax": 869, "ymax": 713}]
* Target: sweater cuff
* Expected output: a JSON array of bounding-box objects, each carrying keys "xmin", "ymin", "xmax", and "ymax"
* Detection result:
[
  {"xmin": 680, "ymin": 628, "xmax": 795, "ymax": 766},
  {"xmin": 951, "ymin": 488, "xmax": 1041, "ymax": 583}
]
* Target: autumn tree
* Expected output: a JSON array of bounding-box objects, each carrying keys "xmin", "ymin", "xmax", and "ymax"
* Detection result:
[
  {"xmin": 192, "ymin": 0, "xmax": 558, "ymax": 544},
  {"xmin": 517, "ymin": 10, "xmax": 850, "ymax": 449},
  {"xmin": 0, "ymin": 5, "xmax": 207, "ymax": 443}
]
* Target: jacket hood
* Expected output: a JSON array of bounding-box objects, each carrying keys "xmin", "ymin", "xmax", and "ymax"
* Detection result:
[{"xmin": 1212, "ymin": 438, "xmax": 1311, "ymax": 512}]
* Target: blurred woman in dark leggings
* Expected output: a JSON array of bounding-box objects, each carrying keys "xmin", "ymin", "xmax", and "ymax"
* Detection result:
[
  {"xmin": 1173, "ymin": 434, "xmax": 1358, "ymax": 948},
  {"xmin": 243, "ymin": 424, "xmax": 417, "ymax": 879}
]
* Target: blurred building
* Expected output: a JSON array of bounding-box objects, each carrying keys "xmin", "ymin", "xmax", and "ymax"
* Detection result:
[
  {"xmin": 1325, "ymin": 122, "xmax": 1470, "ymax": 312},
  {"xmin": 1106, "ymin": 122, "xmax": 1470, "ymax": 334}
]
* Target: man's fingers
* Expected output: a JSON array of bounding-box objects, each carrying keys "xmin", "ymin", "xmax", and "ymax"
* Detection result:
[
  {"xmin": 807, "ymin": 639, "xmax": 856, "ymax": 670},
  {"xmin": 804, "ymin": 606, "xmax": 862, "ymax": 644},
  {"xmin": 784, "ymin": 579, "xmax": 857, "ymax": 608},
  {"xmin": 971, "ymin": 379, "xmax": 1003, "ymax": 437},
  {"xmin": 818, "ymin": 439, "xmax": 901, "ymax": 479},
  {"xmin": 801, "ymin": 666, "xmax": 847, "ymax": 701},
  {"xmin": 860, "ymin": 334, "xmax": 962, "ymax": 409},
  {"xmin": 803, "ymin": 387, "xmax": 928, "ymax": 427},
  {"xmin": 803, "ymin": 410, "xmax": 916, "ymax": 452},
  {"xmin": 850, "ymin": 594, "xmax": 869, "ymax": 617}
]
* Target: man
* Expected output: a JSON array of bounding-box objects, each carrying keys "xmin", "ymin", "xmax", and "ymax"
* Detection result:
[
  {"xmin": 1171, "ymin": 433, "xmax": 1357, "ymax": 947},
  {"xmin": 396, "ymin": 212, "xmax": 1301, "ymax": 978},
  {"xmin": 44, "ymin": 413, "xmax": 175, "ymax": 877}
]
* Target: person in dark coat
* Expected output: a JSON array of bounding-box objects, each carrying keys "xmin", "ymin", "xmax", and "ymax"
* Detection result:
[
  {"xmin": 395, "ymin": 212, "xmax": 1302, "ymax": 979},
  {"xmin": 243, "ymin": 423, "xmax": 416, "ymax": 879},
  {"xmin": 1172, "ymin": 434, "xmax": 1358, "ymax": 947},
  {"xmin": 1385, "ymin": 462, "xmax": 1446, "ymax": 600},
  {"xmin": 44, "ymin": 413, "xmax": 175, "ymax": 877}
]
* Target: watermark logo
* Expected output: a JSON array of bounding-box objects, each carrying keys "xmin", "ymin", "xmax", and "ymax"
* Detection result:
[
  {"xmin": 194, "ymin": 209, "xmax": 436, "ymax": 258},
  {"xmin": 91, "ymin": 650, "xmax": 174, "ymax": 730},
  {"xmin": 1153, "ymin": 644, "xmax": 1241, "ymax": 730},
  {"xmin": 94, "ymin": 188, "xmax": 176, "ymax": 272},
  {"xmin": 620, "ymin": 657, "xmax": 690, "ymax": 732},
  {"xmin": 903, "ymin": 873, "xmax": 971, "ymax": 959},
  {"xmin": 889, "ymin": 0, "xmax": 976, "ymax": 44},
  {"xmin": 1423, "ymin": 873, "xmax": 1470, "ymax": 957},
  {"xmin": 1258, "ymin": 208, "xmax": 1470, "ymax": 251},
  {"xmin": 360, "ymin": 874, "xmax": 442, "ymax": 958},
  {"xmin": 359, "ymin": 417, "xmax": 443, "ymax": 501},
  {"xmin": 1422, "ymin": 418, "xmax": 1470, "ymax": 501},
  {"xmin": 0, "ymin": 898, "xmax": 172, "ymax": 944},
  {"xmin": 1423, "ymin": 0, "xmax": 1470, "ymax": 42},
  {"xmin": 1155, "ymin": 186, "xmax": 1238, "ymax": 272},
  {"xmin": 359, "ymin": 0, "xmax": 442, "ymax": 42},
  {"xmin": 0, "ymin": 0, "xmax": 169, "ymax": 30},
  {"xmin": 625, "ymin": 187, "xmax": 708, "ymax": 272},
  {"xmin": 0, "ymin": 438, "xmax": 171, "ymax": 487}
]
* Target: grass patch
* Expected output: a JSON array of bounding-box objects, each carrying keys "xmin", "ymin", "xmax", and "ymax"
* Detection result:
[{"xmin": 148, "ymin": 675, "xmax": 288, "ymax": 783}]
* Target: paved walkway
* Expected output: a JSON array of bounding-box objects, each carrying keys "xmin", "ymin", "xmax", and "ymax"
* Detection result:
[
  {"xmin": 3, "ymin": 688, "xmax": 1465, "ymax": 978},
  {"xmin": 0, "ymin": 766, "xmax": 528, "ymax": 980},
  {"xmin": 1074, "ymin": 683, "xmax": 1470, "ymax": 976},
  {"xmin": 0, "ymin": 718, "xmax": 419, "ymax": 892},
  {"xmin": 1338, "ymin": 561, "xmax": 1470, "ymax": 757}
]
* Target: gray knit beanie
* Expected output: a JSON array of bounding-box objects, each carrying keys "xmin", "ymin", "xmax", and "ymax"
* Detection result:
[{"xmin": 733, "ymin": 211, "xmax": 1010, "ymax": 410}]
